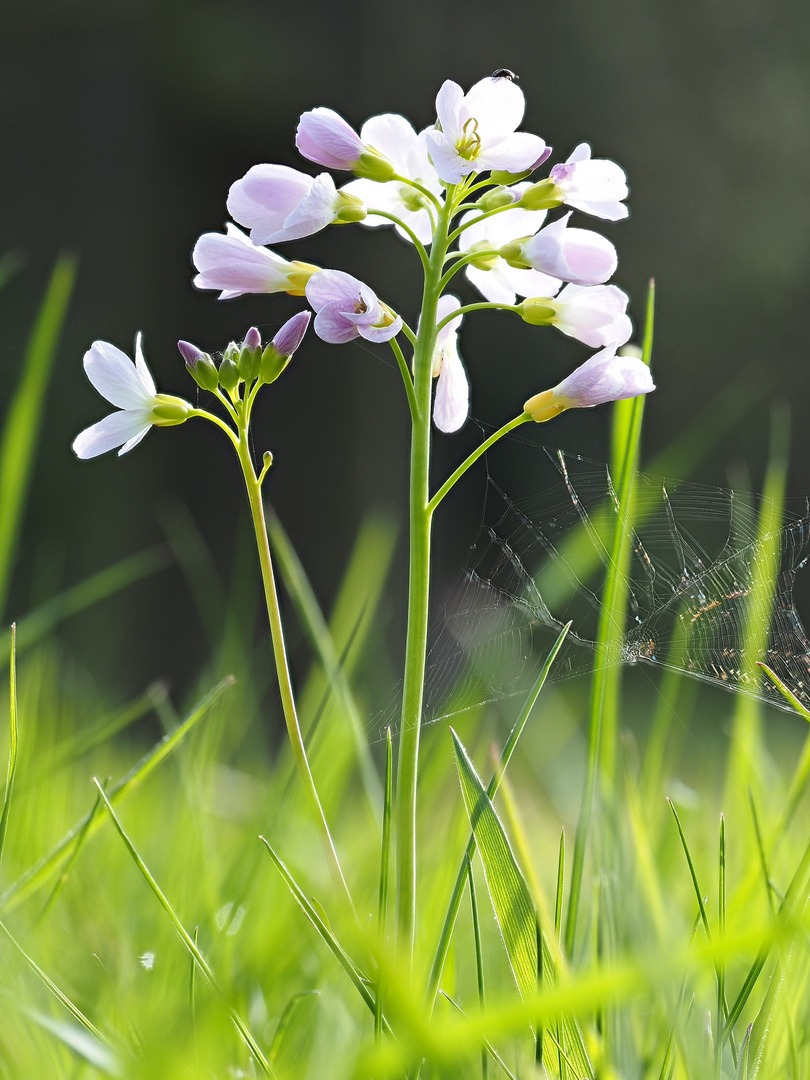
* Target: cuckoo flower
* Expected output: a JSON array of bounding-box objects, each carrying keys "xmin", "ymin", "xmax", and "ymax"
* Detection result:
[
  {"xmin": 548, "ymin": 144, "xmax": 629, "ymax": 221},
  {"xmin": 192, "ymin": 224, "xmax": 320, "ymax": 299},
  {"xmin": 507, "ymin": 212, "xmax": 618, "ymax": 286},
  {"xmin": 73, "ymin": 335, "xmax": 191, "ymax": 459},
  {"xmin": 523, "ymin": 346, "xmax": 654, "ymax": 422},
  {"xmin": 342, "ymin": 114, "xmax": 443, "ymax": 245},
  {"xmin": 306, "ymin": 269, "xmax": 402, "ymax": 344},
  {"xmin": 520, "ymin": 283, "xmax": 632, "ymax": 348},
  {"xmin": 227, "ymin": 165, "xmax": 364, "ymax": 246},
  {"xmin": 427, "ymin": 295, "xmax": 468, "ymax": 433},
  {"xmin": 458, "ymin": 188, "xmax": 561, "ymax": 305},
  {"xmin": 296, "ymin": 107, "xmax": 396, "ymax": 180},
  {"xmin": 425, "ymin": 76, "xmax": 547, "ymax": 185}
]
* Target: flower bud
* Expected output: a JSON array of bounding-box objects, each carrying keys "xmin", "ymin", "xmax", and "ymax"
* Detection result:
[
  {"xmin": 518, "ymin": 179, "xmax": 563, "ymax": 211},
  {"xmin": 518, "ymin": 298, "xmax": 557, "ymax": 326},
  {"xmin": 476, "ymin": 186, "xmax": 520, "ymax": 212},
  {"xmin": 334, "ymin": 191, "xmax": 367, "ymax": 224},
  {"xmin": 489, "ymin": 168, "xmax": 534, "ymax": 186},
  {"xmin": 238, "ymin": 336, "xmax": 261, "ymax": 382},
  {"xmin": 498, "ymin": 238, "xmax": 533, "ymax": 269},
  {"xmin": 243, "ymin": 326, "xmax": 261, "ymax": 351},
  {"xmin": 151, "ymin": 394, "xmax": 192, "ymax": 426},
  {"xmin": 353, "ymin": 150, "xmax": 396, "ymax": 183},
  {"xmin": 218, "ymin": 355, "xmax": 240, "ymax": 392},
  {"xmin": 260, "ymin": 311, "xmax": 311, "ymax": 384},
  {"xmin": 522, "ymin": 388, "xmax": 564, "ymax": 423},
  {"xmin": 178, "ymin": 340, "xmax": 219, "ymax": 391}
]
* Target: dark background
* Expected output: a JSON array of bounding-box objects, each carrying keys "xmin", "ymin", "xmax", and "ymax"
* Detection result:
[{"xmin": 2, "ymin": 0, "xmax": 809, "ymax": 704}]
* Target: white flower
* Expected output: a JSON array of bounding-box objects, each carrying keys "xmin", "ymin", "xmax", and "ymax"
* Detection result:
[
  {"xmin": 549, "ymin": 144, "xmax": 629, "ymax": 221},
  {"xmin": 342, "ymin": 114, "xmax": 443, "ymax": 245},
  {"xmin": 458, "ymin": 187, "xmax": 562, "ymax": 305},
  {"xmin": 425, "ymin": 295, "xmax": 468, "ymax": 433},
  {"xmin": 425, "ymin": 76, "xmax": 547, "ymax": 185},
  {"xmin": 546, "ymin": 283, "xmax": 632, "ymax": 347},
  {"xmin": 73, "ymin": 335, "xmax": 191, "ymax": 459}
]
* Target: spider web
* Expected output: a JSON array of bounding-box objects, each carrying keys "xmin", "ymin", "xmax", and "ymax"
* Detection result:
[{"xmin": 395, "ymin": 448, "xmax": 810, "ymax": 730}]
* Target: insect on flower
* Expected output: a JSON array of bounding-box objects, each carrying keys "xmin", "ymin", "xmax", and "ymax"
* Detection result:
[{"xmin": 491, "ymin": 68, "xmax": 519, "ymax": 81}]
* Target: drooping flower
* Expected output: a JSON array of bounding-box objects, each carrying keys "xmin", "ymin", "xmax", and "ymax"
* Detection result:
[
  {"xmin": 342, "ymin": 114, "xmax": 444, "ymax": 245},
  {"xmin": 227, "ymin": 165, "xmax": 364, "ymax": 246},
  {"xmin": 426, "ymin": 295, "xmax": 468, "ymax": 433},
  {"xmin": 424, "ymin": 76, "xmax": 547, "ymax": 185},
  {"xmin": 548, "ymin": 144, "xmax": 628, "ymax": 221},
  {"xmin": 504, "ymin": 212, "xmax": 618, "ymax": 286},
  {"xmin": 73, "ymin": 335, "xmax": 191, "ymax": 459},
  {"xmin": 305, "ymin": 269, "xmax": 402, "ymax": 344},
  {"xmin": 523, "ymin": 346, "xmax": 654, "ymax": 422},
  {"xmin": 192, "ymin": 224, "xmax": 320, "ymax": 299},
  {"xmin": 458, "ymin": 188, "xmax": 561, "ymax": 305},
  {"xmin": 296, "ymin": 108, "xmax": 396, "ymax": 180},
  {"xmin": 519, "ymin": 283, "xmax": 632, "ymax": 348}
]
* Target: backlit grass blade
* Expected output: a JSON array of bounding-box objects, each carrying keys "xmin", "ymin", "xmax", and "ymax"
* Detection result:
[
  {"xmin": 0, "ymin": 918, "xmax": 113, "ymax": 1054},
  {"xmin": 92, "ymin": 779, "xmax": 273, "ymax": 1076},
  {"xmin": 0, "ymin": 676, "xmax": 232, "ymax": 912},
  {"xmin": 268, "ymin": 507, "xmax": 393, "ymax": 814},
  {"xmin": 16, "ymin": 1009, "xmax": 122, "ymax": 1078},
  {"xmin": 426, "ymin": 623, "xmax": 570, "ymax": 1009},
  {"xmin": 452, "ymin": 729, "xmax": 592, "ymax": 1079},
  {"xmin": 0, "ymin": 254, "xmax": 77, "ymax": 618},
  {"xmin": 6, "ymin": 546, "xmax": 171, "ymax": 659},
  {"xmin": 260, "ymin": 835, "xmax": 390, "ymax": 1033},
  {"xmin": 0, "ymin": 624, "xmax": 19, "ymax": 869},
  {"xmin": 466, "ymin": 854, "xmax": 488, "ymax": 1080},
  {"xmin": 565, "ymin": 281, "xmax": 654, "ymax": 959},
  {"xmin": 269, "ymin": 990, "xmax": 320, "ymax": 1076},
  {"xmin": 376, "ymin": 727, "xmax": 393, "ymax": 1042}
]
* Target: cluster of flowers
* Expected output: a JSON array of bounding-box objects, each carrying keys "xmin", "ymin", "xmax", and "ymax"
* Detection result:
[{"xmin": 74, "ymin": 74, "xmax": 652, "ymax": 457}]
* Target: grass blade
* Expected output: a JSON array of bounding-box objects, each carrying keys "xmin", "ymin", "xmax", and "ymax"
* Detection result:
[
  {"xmin": 259, "ymin": 835, "xmax": 389, "ymax": 1032},
  {"xmin": 92, "ymin": 779, "xmax": 273, "ymax": 1076},
  {"xmin": 376, "ymin": 727, "xmax": 393, "ymax": 1042},
  {"xmin": 269, "ymin": 990, "xmax": 320, "ymax": 1076},
  {"xmin": 466, "ymin": 854, "xmax": 488, "ymax": 1079},
  {"xmin": 0, "ymin": 624, "xmax": 19, "ymax": 868},
  {"xmin": 565, "ymin": 280, "xmax": 654, "ymax": 959},
  {"xmin": 0, "ymin": 254, "xmax": 77, "ymax": 617},
  {"xmin": 0, "ymin": 676, "xmax": 232, "ymax": 913}
]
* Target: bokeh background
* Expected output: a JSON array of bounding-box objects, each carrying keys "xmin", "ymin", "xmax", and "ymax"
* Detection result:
[{"xmin": 2, "ymin": 0, "xmax": 810, "ymax": 706}]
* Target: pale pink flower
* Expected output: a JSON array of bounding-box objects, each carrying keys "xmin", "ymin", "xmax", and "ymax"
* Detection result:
[
  {"xmin": 192, "ymin": 224, "xmax": 318, "ymax": 299},
  {"xmin": 227, "ymin": 165, "xmax": 359, "ymax": 245},
  {"xmin": 523, "ymin": 346, "xmax": 654, "ymax": 422},
  {"xmin": 547, "ymin": 283, "xmax": 632, "ymax": 347},
  {"xmin": 518, "ymin": 213, "xmax": 617, "ymax": 286},
  {"xmin": 428, "ymin": 295, "xmax": 468, "ymax": 433},
  {"xmin": 305, "ymin": 270, "xmax": 402, "ymax": 344}
]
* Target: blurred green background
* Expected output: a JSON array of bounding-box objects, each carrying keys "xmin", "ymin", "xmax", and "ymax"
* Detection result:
[{"xmin": 2, "ymin": 0, "xmax": 809, "ymax": 703}]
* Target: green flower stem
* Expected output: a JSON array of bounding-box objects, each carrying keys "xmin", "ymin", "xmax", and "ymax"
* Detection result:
[
  {"xmin": 438, "ymin": 252, "xmax": 500, "ymax": 292},
  {"xmin": 366, "ymin": 209, "xmax": 430, "ymax": 271},
  {"xmin": 436, "ymin": 301, "xmax": 520, "ymax": 332},
  {"xmin": 427, "ymin": 414, "xmax": 531, "ymax": 515},
  {"xmin": 389, "ymin": 338, "xmax": 419, "ymax": 423},
  {"xmin": 445, "ymin": 201, "xmax": 527, "ymax": 247},
  {"xmin": 234, "ymin": 408, "xmax": 354, "ymax": 917},
  {"xmin": 390, "ymin": 173, "xmax": 444, "ymax": 213},
  {"xmin": 396, "ymin": 186, "xmax": 456, "ymax": 965}
]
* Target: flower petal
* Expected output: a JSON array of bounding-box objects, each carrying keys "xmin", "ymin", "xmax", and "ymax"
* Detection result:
[
  {"xmin": 433, "ymin": 348, "xmax": 469, "ymax": 433},
  {"xmin": 227, "ymin": 164, "xmax": 313, "ymax": 245},
  {"xmin": 476, "ymin": 132, "xmax": 548, "ymax": 175},
  {"xmin": 358, "ymin": 314, "xmax": 403, "ymax": 343},
  {"xmin": 83, "ymin": 340, "xmax": 155, "ymax": 410},
  {"xmin": 192, "ymin": 225, "xmax": 296, "ymax": 298},
  {"xmin": 305, "ymin": 268, "xmax": 365, "ymax": 311},
  {"xmin": 296, "ymin": 107, "xmax": 364, "ymax": 170},
  {"xmin": 464, "ymin": 77, "xmax": 525, "ymax": 139},
  {"xmin": 274, "ymin": 172, "xmax": 339, "ymax": 242},
  {"xmin": 72, "ymin": 409, "xmax": 152, "ymax": 459},
  {"xmin": 435, "ymin": 80, "xmax": 464, "ymax": 139}
]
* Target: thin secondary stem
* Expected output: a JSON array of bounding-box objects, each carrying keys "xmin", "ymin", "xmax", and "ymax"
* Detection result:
[
  {"xmin": 436, "ymin": 301, "xmax": 520, "ymax": 332},
  {"xmin": 235, "ymin": 416, "xmax": 354, "ymax": 917},
  {"xmin": 428, "ymin": 414, "xmax": 530, "ymax": 515},
  {"xmin": 390, "ymin": 338, "xmax": 419, "ymax": 423}
]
